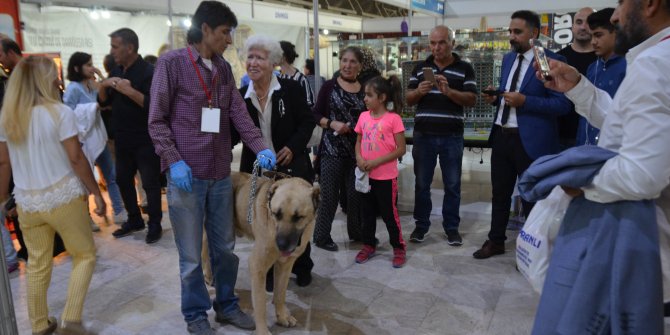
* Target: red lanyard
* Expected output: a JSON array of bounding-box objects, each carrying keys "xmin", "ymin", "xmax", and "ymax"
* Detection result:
[
  {"xmin": 660, "ymin": 35, "xmax": 670, "ymax": 43},
  {"xmin": 187, "ymin": 47, "xmax": 216, "ymax": 108}
]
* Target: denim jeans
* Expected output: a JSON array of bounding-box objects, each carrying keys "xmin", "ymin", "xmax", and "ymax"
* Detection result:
[
  {"xmin": 167, "ymin": 175, "xmax": 239, "ymax": 323},
  {"xmin": 412, "ymin": 132, "xmax": 463, "ymax": 233},
  {"xmin": 95, "ymin": 145, "xmax": 125, "ymax": 215},
  {"xmin": 1, "ymin": 222, "xmax": 17, "ymax": 266}
]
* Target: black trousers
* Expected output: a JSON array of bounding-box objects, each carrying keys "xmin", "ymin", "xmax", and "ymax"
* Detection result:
[
  {"xmin": 361, "ymin": 178, "xmax": 405, "ymax": 250},
  {"xmin": 115, "ymin": 143, "xmax": 162, "ymax": 227},
  {"xmin": 313, "ymin": 155, "xmax": 362, "ymax": 242},
  {"xmin": 290, "ymin": 242, "xmax": 313, "ymax": 275},
  {"xmin": 489, "ymin": 126, "xmax": 535, "ymax": 243}
]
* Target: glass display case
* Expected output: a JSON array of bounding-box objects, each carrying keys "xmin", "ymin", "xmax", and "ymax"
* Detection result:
[
  {"xmin": 329, "ymin": 36, "xmax": 429, "ymax": 78},
  {"xmin": 332, "ymin": 29, "xmax": 513, "ymax": 146}
]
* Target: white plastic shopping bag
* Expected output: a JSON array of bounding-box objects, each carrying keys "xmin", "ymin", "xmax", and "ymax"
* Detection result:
[
  {"xmin": 516, "ymin": 186, "xmax": 572, "ymax": 293},
  {"xmin": 354, "ymin": 167, "xmax": 370, "ymax": 193},
  {"xmin": 306, "ymin": 125, "xmax": 323, "ymax": 148}
]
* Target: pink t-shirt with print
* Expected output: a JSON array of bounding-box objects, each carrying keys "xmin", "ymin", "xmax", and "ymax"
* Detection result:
[{"xmin": 354, "ymin": 111, "xmax": 405, "ymax": 180}]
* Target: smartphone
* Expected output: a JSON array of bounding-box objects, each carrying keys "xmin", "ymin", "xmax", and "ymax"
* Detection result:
[
  {"xmin": 422, "ymin": 67, "xmax": 437, "ymax": 87},
  {"xmin": 531, "ymin": 39, "xmax": 552, "ymax": 82},
  {"xmin": 482, "ymin": 89, "xmax": 503, "ymax": 96}
]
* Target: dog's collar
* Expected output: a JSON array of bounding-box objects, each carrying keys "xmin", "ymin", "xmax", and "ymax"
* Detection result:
[{"xmin": 262, "ymin": 171, "xmax": 292, "ymax": 181}]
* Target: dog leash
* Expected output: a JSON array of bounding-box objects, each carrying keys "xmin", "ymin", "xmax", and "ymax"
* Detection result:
[
  {"xmin": 246, "ymin": 159, "xmax": 262, "ymax": 226},
  {"xmin": 246, "ymin": 158, "xmax": 291, "ymax": 226}
]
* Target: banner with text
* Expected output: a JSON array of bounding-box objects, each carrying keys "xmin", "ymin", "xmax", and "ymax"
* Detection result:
[
  {"xmin": 21, "ymin": 10, "xmax": 303, "ymax": 87},
  {"xmin": 541, "ymin": 12, "xmax": 577, "ymax": 51},
  {"xmin": 410, "ymin": 0, "xmax": 445, "ymax": 17}
]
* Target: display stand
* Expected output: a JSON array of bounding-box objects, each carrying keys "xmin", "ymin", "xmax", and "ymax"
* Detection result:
[{"xmin": 332, "ymin": 29, "xmax": 513, "ymax": 147}]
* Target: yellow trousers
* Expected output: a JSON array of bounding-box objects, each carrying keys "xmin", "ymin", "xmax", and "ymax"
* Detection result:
[{"xmin": 18, "ymin": 196, "xmax": 96, "ymax": 333}]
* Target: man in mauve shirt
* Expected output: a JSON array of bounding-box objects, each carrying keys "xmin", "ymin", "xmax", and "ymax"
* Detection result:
[{"xmin": 148, "ymin": 2, "xmax": 276, "ymax": 334}]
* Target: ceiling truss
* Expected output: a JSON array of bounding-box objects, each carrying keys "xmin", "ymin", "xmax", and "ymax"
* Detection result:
[
  {"xmin": 22, "ymin": 0, "xmax": 409, "ymax": 19},
  {"xmin": 259, "ymin": 0, "xmax": 408, "ymax": 18}
]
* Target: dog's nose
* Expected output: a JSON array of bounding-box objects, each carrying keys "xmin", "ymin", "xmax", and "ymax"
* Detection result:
[{"xmin": 275, "ymin": 236, "xmax": 293, "ymax": 252}]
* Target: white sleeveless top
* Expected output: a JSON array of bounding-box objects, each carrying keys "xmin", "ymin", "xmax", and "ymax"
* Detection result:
[{"xmin": 0, "ymin": 104, "xmax": 86, "ymax": 212}]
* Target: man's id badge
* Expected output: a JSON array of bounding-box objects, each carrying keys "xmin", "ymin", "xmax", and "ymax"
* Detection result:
[{"xmin": 201, "ymin": 107, "xmax": 220, "ymax": 133}]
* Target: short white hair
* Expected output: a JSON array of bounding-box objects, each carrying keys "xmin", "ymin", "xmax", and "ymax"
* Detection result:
[
  {"xmin": 430, "ymin": 25, "xmax": 454, "ymax": 41},
  {"xmin": 244, "ymin": 34, "xmax": 283, "ymax": 65}
]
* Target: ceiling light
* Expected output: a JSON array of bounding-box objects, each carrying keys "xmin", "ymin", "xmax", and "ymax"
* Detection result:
[
  {"xmin": 89, "ymin": 11, "xmax": 100, "ymax": 20},
  {"xmin": 323, "ymin": 29, "xmax": 329, "ymax": 35},
  {"xmin": 101, "ymin": 10, "xmax": 110, "ymax": 19},
  {"xmin": 166, "ymin": 19, "xmax": 172, "ymax": 27},
  {"xmin": 183, "ymin": 18, "xmax": 191, "ymax": 28}
]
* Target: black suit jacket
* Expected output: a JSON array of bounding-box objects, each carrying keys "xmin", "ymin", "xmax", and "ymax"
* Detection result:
[{"xmin": 236, "ymin": 78, "xmax": 316, "ymax": 182}]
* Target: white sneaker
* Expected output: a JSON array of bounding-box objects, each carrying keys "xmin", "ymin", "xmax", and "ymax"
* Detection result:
[{"xmin": 113, "ymin": 210, "xmax": 128, "ymax": 224}]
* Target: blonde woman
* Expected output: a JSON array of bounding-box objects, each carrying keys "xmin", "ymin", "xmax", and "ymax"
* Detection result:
[{"xmin": 0, "ymin": 56, "xmax": 105, "ymax": 335}]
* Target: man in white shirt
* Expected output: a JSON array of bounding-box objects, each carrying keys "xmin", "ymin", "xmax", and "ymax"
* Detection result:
[{"xmin": 542, "ymin": 0, "xmax": 670, "ymax": 305}]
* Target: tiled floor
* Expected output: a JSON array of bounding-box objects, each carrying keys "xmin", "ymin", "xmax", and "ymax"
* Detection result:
[{"xmin": 7, "ymin": 191, "xmax": 670, "ymax": 334}]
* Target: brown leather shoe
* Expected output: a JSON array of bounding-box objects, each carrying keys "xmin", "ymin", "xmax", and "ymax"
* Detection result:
[
  {"xmin": 32, "ymin": 317, "xmax": 57, "ymax": 335},
  {"xmin": 56, "ymin": 320, "xmax": 96, "ymax": 335},
  {"xmin": 473, "ymin": 240, "xmax": 505, "ymax": 259}
]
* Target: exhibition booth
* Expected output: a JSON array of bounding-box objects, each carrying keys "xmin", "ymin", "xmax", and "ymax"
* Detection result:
[
  {"xmin": 9, "ymin": 0, "xmax": 617, "ymax": 209},
  {"xmin": 14, "ymin": 0, "xmax": 616, "ymax": 86},
  {"xmin": 0, "ymin": 2, "xmax": 632, "ymax": 334}
]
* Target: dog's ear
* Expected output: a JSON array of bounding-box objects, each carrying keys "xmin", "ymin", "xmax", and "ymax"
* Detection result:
[
  {"xmin": 311, "ymin": 185, "xmax": 320, "ymax": 212},
  {"xmin": 268, "ymin": 182, "xmax": 280, "ymax": 210}
]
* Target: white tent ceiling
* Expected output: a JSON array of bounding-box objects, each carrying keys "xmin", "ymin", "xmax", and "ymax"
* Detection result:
[
  {"xmin": 379, "ymin": 0, "xmax": 617, "ymax": 17},
  {"xmin": 20, "ymin": 0, "xmax": 622, "ymax": 35},
  {"xmin": 22, "ymin": 0, "xmax": 618, "ymax": 18}
]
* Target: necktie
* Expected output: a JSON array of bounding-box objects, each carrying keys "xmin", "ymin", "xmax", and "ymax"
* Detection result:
[{"xmin": 501, "ymin": 53, "xmax": 524, "ymax": 126}]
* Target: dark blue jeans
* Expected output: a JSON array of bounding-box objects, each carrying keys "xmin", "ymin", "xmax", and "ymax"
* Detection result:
[
  {"xmin": 95, "ymin": 145, "xmax": 125, "ymax": 215},
  {"xmin": 412, "ymin": 132, "xmax": 463, "ymax": 233},
  {"xmin": 167, "ymin": 175, "xmax": 240, "ymax": 323}
]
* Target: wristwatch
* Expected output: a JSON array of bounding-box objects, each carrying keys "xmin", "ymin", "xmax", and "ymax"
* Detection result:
[{"xmin": 326, "ymin": 119, "xmax": 333, "ymax": 129}]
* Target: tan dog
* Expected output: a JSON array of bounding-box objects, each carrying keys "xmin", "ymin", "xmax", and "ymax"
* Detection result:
[{"xmin": 230, "ymin": 172, "xmax": 319, "ymax": 335}]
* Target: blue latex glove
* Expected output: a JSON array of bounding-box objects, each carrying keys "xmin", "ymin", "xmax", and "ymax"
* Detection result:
[
  {"xmin": 170, "ymin": 160, "xmax": 193, "ymax": 192},
  {"xmin": 257, "ymin": 149, "xmax": 276, "ymax": 170}
]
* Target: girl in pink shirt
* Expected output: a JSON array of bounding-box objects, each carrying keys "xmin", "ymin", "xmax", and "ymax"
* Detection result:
[{"xmin": 354, "ymin": 75, "xmax": 407, "ymax": 268}]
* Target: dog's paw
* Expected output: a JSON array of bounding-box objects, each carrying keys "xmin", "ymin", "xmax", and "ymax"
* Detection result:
[{"xmin": 276, "ymin": 314, "xmax": 297, "ymax": 328}]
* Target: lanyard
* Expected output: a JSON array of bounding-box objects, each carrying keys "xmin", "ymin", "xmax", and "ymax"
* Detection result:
[
  {"xmin": 187, "ymin": 47, "xmax": 216, "ymax": 108},
  {"xmin": 661, "ymin": 35, "xmax": 670, "ymax": 43}
]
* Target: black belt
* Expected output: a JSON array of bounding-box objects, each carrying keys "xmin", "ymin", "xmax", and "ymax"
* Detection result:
[{"xmin": 499, "ymin": 127, "xmax": 519, "ymax": 135}]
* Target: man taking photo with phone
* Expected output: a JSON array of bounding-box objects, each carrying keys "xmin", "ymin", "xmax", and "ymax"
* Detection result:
[
  {"xmin": 406, "ymin": 25, "xmax": 477, "ymax": 247},
  {"xmin": 537, "ymin": 0, "xmax": 670, "ymax": 323}
]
